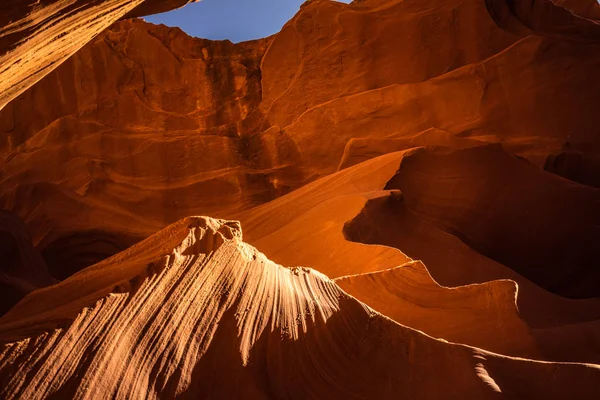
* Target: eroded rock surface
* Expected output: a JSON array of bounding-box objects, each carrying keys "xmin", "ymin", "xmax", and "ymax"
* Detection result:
[
  {"xmin": 1, "ymin": 19, "xmax": 273, "ymax": 275},
  {"xmin": 3, "ymin": 0, "xmax": 600, "ymax": 277},
  {"xmin": 1, "ymin": 216, "xmax": 599, "ymax": 399},
  {"xmin": 0, "ymin": 0, "xmax": 198, "ymax": 111},
  {"xmin": 1, "ymin": 0, "xmax": 600, "ymax": 395}
]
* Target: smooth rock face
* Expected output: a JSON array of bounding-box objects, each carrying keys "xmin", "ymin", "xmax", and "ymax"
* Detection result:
[
  {"xmin": 335, "ymin": 260, "xmax": 539, "ymax": 358},
  {"xmin": 554, "ymin": 0, "xmax": 600, "ymax": 19},
  {"xmin": 545, "ymin": 150, "xmax": 600, "ymax": 189},
  {"xmin": 384, "ymin": 145, "xmax": 600, "ymax": 298},
  {"xmin": 260, "ymin": 0, "xmax": 517, "ymax": 129}
]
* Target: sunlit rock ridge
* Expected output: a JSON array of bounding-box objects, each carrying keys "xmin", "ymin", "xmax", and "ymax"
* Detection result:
[{"xmin": 1, "ymin": 0, "xmax": 600, "ymax": 398}]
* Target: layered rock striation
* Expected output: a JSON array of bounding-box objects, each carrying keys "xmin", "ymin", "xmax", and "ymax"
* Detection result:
[
  {"xmin": 3, "ymin": 0, "xmax": 600, "ymax": 279},
  {"xmin": 1, "ymin": 217, "xmax": 599, "ymax": 399},
  {"xmin": 0, "ymin": 0, "xmax": 199, "ymax": 111}
]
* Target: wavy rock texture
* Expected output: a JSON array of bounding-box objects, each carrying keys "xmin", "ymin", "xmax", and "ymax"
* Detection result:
[
  {"xmin": 231, "ymin": 148, "xmax": 600, "ymax": 363},
  {"xmin": 259, "ymin": 0, "xmax": 517, "ymax": 129},
  {"xmin": 339, "ymin": 182, "xmax": 600, "ymax": 330},
  {"xmin": 1, "ymin": 19, "xmax": 272, "ymax": 277},
  {"xmin": 1, "ymin": 0, "xmax": 600, "ymax": 396},
  {"xmin": 335, "ymin": 260, "xmax": 538, "ymax": 358},
  {"xmin": 4, "ymin": 0, "xmax": 600, "ymax": 279},
  {"xmin": 1, "ymin": 216, "xmax": 600, "ymax": 400},
  {"xmin": 0, "ymin": 0, "xmax": 198, "ymax": 111},
  {"xmin": 383, "ymin": 145, "xmax": 600, "ymax": 298}
]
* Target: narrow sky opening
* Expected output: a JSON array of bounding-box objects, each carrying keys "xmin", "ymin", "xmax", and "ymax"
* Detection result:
[{"xmin": 144, "ymin": 0, "xmax": 352, "ymax": 43}]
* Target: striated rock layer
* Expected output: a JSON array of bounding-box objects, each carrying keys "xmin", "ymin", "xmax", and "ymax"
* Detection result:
[
  {"xmin": 1, "ymin": 216, "xmax": 599, "ymax": 399},
  {"xmin": 229, "ymin": 148, "xmax": 600, "ymax": 363},
  {"xmin": 1, "ymin": 0, "xmax": 600, "ymax": 393},
  {"xmin": 0, "ymin": 0, "xmax": 198, "ymax": 111},
  {"xmin": 3, "ymin": 0, "xmax": 600, "ymax": 280},
  {"xmin": 1, "ymin": 19, "xmax": 272, "ymax": 277}
]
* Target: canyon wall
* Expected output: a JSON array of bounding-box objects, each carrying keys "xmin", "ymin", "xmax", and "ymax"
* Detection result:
[{"xmin": 3, "ymin": 0, "xmax": 600, "ymax": 279}]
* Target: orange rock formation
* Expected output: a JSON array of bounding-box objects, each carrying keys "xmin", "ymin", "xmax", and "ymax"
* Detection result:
[
  {"xmin": 0, "ymin": 210, "xmax": 55, "ymax": 316},
  {"xmin": 1, "ymin": 217, "xmax": 600, "ymax": 399},
  {"xmin": 1, "ymin": 0, "xmax": 600, "ymax": 397},
  {"xmin": 0, "ymin": 0, "xmax": 198, "ymax": 111},
  {"xmin": 4, "ymin": 0, "xmax": 600, "ymax": 277}
]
